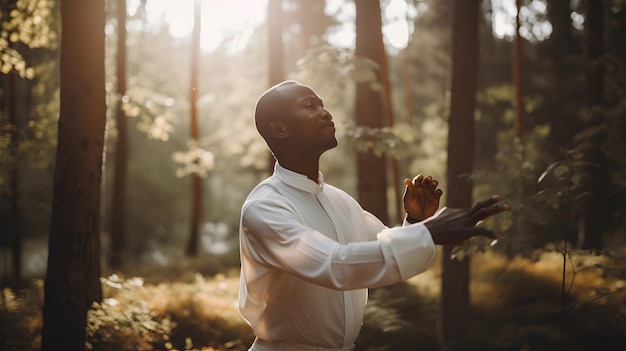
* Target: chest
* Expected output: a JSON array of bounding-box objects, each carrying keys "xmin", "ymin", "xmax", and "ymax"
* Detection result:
[{"xmin": 284, "ymin": 190, "xmax": 365, "ymax": 244}]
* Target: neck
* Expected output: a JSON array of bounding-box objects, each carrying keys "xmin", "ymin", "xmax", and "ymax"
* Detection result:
[{"xmin": 277, "ymin": 155, "xmax": 321, "ymax": 183}]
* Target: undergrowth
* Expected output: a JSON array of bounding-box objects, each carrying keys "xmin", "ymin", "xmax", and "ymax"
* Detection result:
[{"xmin": 1, "ymin": 249, "xmax": 625, "ymax": 351}]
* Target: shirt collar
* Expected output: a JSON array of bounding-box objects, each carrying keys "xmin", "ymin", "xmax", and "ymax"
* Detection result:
[{"xmin": 274, "ymin": 162, "xmax": 324, "ymax": 194}]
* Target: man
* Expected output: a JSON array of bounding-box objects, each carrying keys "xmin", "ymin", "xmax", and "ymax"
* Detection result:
[{"xmin": 238, "ymin": 80, "xmax": 508, "ymax": 351}]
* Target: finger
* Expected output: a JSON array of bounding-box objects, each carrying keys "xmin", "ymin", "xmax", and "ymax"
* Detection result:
[
  {"xmin": 471, "ymin": 195, "xmax": 501, "ymax": 215},
  {"xmin": 434, "ymin": 189, "xmax": 443, "ymax": 198},
  {"xmin": 428, "ymin": 180, "xmax": 438, "ymax": 192},
  {"xmin": 474, "ymin": 203, "xmax": 509, "ymax": 221},
  {"xmin": 412, "ymin": 174, "xmax": 424, "ymax": 186},
  {"xmin": 421, "ymin": 175, "xmax": 433, "ymax": 187}
]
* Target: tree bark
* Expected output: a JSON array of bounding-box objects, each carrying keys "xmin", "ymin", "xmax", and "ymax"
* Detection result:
[
  {"xmin": 41, "ymin": 0, "xmax": 105, "ymax": 349},
  {"xmin": 580, "ymin": 0, "xmax": 607, "ymax": 249},
  {"xmin": 266, "ymin": 0, "xmax": 286, "ymax": 173},
  {"xmin": 514, "ymin": 0, "xmax": 523, "ymax": 140},
  {"xmin": 354, "ymin": 0, "xmax": 390, "ymax": 224},
  {"xmin": 440, "ymin": 0, "xmax": 479, "ymax": 349},
  {"xmin": 110, "ymin": 0, "xmax": 128, "ymax": 269},
  {"xmin": 1, "ymin": 0, "xmax": 22, "ymax": 290},
  {"xmin": 186, "ymin": 0, "xmax": 203, "ymax": 257},
  {"xmin": 543, "ymin": 0, "xmax": 580, "ymax": 154}
]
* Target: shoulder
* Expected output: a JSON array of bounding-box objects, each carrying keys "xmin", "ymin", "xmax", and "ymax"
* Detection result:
[
  {"xmin": 244, "ymin": 178, "xmax": 276, "ymax": 205},
  {"xmin": 242, "ymin": 176, "xmax": 293, "ymax": 215},
  {"xmin": 323, "ymin": 183, "xmax": 360, "ymax": 205}
]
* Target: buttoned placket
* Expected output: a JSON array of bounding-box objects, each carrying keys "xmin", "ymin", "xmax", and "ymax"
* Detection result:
[
  {"xmin": 313, "ymin": 185, "xmax": 342, "ymax": 244},
  {"xmin": 313, "ymin": 185, "xmax": 354, "ymax": 348}
]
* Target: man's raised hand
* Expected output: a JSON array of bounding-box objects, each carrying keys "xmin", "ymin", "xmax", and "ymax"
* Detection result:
[{"xmin": 403, "ymin": 174, "xmax": 443, "ymax": 222}]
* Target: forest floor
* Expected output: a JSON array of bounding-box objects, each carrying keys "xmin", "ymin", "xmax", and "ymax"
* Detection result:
[{"xmin": 1, "ymin": 249, "xmax": 626, "ymax": 351}]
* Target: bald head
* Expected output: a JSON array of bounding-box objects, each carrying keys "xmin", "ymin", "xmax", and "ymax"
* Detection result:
[
  {"xmin": 253, "ymin": 80, "xmax": 336, "ymax": 162},
  {"xmin": 254, "ymin": 80, "xmax": 302, "ymax": 141}
]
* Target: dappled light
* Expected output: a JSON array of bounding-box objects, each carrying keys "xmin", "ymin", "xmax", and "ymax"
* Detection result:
[
  {"xmin": 1, "ymin": 0, "xmax": 626, "ymax": 350},
  {"xmin": 2, "ymin": 250, "xmax": 624, "ymax": 350}
]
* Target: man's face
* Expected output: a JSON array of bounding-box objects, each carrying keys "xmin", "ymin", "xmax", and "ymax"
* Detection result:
[{"xmin": 278, "ymin": 83, "xmax": 337, "ymax": 155}]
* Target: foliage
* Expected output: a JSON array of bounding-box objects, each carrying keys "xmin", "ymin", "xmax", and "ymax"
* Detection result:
[
  {"xmin": 92, "ymin": 272, "xmax": 253, "ymax": 351},
  {"xmin": 0, "ymin": 0, "xmax": 59, "ymax": 236},
  {"xmin": 2, "ymin": 250, "xmax": 625, "ymax": 350},
  {"xmin": 172, "ymin": 140, "xmax": 215, "ymax": 178},
  {"xmin": 467, "ymin": 250, "xmax": 626, "ymax": 351},
  {"xmin": 0, "ymin": 280, "xmax": 43, "ymax": 351},
  {"xmin": 535, "ymin": 145, "xmax": 599, "ymax": 217},
  {"xmin": 2, "ymin": 2, "xmax": 626, "ymax": 349},
  {"xmin": 88, "ymin": 276, "xmax": 174, "ymax": 351},
  {"xmin": 119, "ymin": 87, "xmax": 177, "ymax": 142},
  {"xmin": 0, "ymin": 0, "xmax": 58, "ymax": 78},
  {"xmin": 344, "ymin": 124, "xmax": 410, "ymax": 158},
  {"xmin": 292, "ymin": 45, "xmax": 381, "ymax": 105}
]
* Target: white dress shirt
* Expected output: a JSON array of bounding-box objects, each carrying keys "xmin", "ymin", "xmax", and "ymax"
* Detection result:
[{"xmin": 238, "ymin": 162, "xmax": 437, "ymax": 350}]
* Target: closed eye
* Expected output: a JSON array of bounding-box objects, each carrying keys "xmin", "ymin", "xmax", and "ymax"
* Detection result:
[{"xmin": 302, "ymin": 97, "xmax": 324, "ymax": 109}]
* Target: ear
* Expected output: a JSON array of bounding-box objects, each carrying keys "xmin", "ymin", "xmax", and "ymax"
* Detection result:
[{"xmin": 269, "ymin": 122, "xmax": 288, "ymax": 139}]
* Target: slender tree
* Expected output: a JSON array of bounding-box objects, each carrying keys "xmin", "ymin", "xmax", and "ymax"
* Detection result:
[
  {"xmin": 186, "ymin": 0, "xmax": 203, "ymax": 257},
  {"xmin": 266, "ymin": 0, "xmax": 285, "ymax": 173},
  {"xmin": 267, "ymin": 0, "xmax": 285, "ymax": 105},
  {"xmin": 354, "ymin": 0, "xmax": 390, "ymax": 224},
  {"xmin": 440, "ymin": 0, "xmax": 479, "ymax": 349},
  {"xmin": 541, "ymin": 0, "xmax": 581, "ymax": 156},
  {"xmin": 580, "ymin": 0, "xmax": 608, "ymax": 249},
  {"xmin": 2, "ymin": 0, "xmax": 20, "ymax": 288},
  {"xmin": 402, "ymin": 9, "xmax": 414, "ymax": 126},
  {"xmin": 110, "ymin": 0, "xmax": 128, "ymax": 269},
  {"xmin": 298, "ymin": 0, "xmax": 313, "ymax": 54},
  {"xmin": 513, "ymin": 0, "xmax": 523, "ymax": 141},
  {"xmin": 41, "ymin": 0, "xmax": 105, "ymax": 349}
]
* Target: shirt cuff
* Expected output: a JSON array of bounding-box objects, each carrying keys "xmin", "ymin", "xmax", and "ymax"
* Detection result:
[{"xmin": 380, "ymin": 224, "xmax": 436, "ymax": 280}]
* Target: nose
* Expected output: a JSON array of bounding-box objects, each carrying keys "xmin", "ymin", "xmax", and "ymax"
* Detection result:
[{"xmin": 321, "ymin": 108, "xmax": 332, "ymax": 121}]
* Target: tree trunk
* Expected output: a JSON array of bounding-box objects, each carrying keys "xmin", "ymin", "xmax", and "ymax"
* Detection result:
[
  {"xmin": 440, "ymin": 0, "xmax": 479, "ymax": 349},
  {"xmin": 354, "ymin": 0, "xmax": 389, "ymax": 224},
  {"xmin": 513, "ymin": 0, "xmax": 523, "ymax": 141},
  {"xmin": 6, "ymin": 64, "xmax": 21, "ymax": 289},
  {"xmin": 41, "ymin": 0, "xmax": 105, "ymax": 349},
  {"xmin": 266, "ymin": 0, "xmax": 285, "ymax": 173},
  {"xmin": 298, "ymin": 0, "xmax": 313, "ymax": 54},
  {"xmin": 110, "ymin": 0, "xmax": 127, "ymax": 269},
  {"xmin": 543, "ymin": 0, "xmax": 580, "ymax": 154},
  {"xmin": 186, "ymin": 0, "xmax": 202, "ymax": 257},
  {"xmin": 297, "ymin": 0, "xmax": 326, "ymax": 57},
  {"xmin": 1, "ymin": 0, "xmax": 21, "ymax": 290},
  {"xmin": 579, "ymin": 0, "xmax": 608, "ymax": 249}
]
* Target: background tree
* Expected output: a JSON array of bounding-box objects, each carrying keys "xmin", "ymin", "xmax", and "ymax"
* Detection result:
[
  {"xmin": 1, "ymin": 0, "xmax": 20, "ymax": 288},
  {"xmin": 109, "ymin": 0, "xmax": 128, "ymax": 269},
  {"xmin": 185, "ymin": 0, "xmax": 203, "ymax": 257},
  {"xmin": 354, "ymin": 0, "xmax": 390, "ymax": 224},
  {"xmin": 0, "ymin": 1, "xmax": 626, "ymax": 350},
  {"xmin": 540, "ymin": 0, "xmax": 582, "ymax": 158},
  {"xmin": 41, "ymin": 0, "xmax": 105, "ymax": 349},
  {"xmin": 440, "ymin": 0, "xmax": 479, "ymax": 349},
  {"xmin": 265, "ymin": 0, "xmax": 286, "ymax": 174},
  {"xmin": 1, "ymin": 0, "xmax": 60, "ymax": 287},
  {"xmin": 578, "ymin": 0, "xmax": 609, "ymax": 250}
]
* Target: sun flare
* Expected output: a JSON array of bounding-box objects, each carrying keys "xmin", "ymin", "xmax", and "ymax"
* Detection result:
[{"xmin": 135, "ymin": 0, "xmax": 268, "ymax": 52}]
